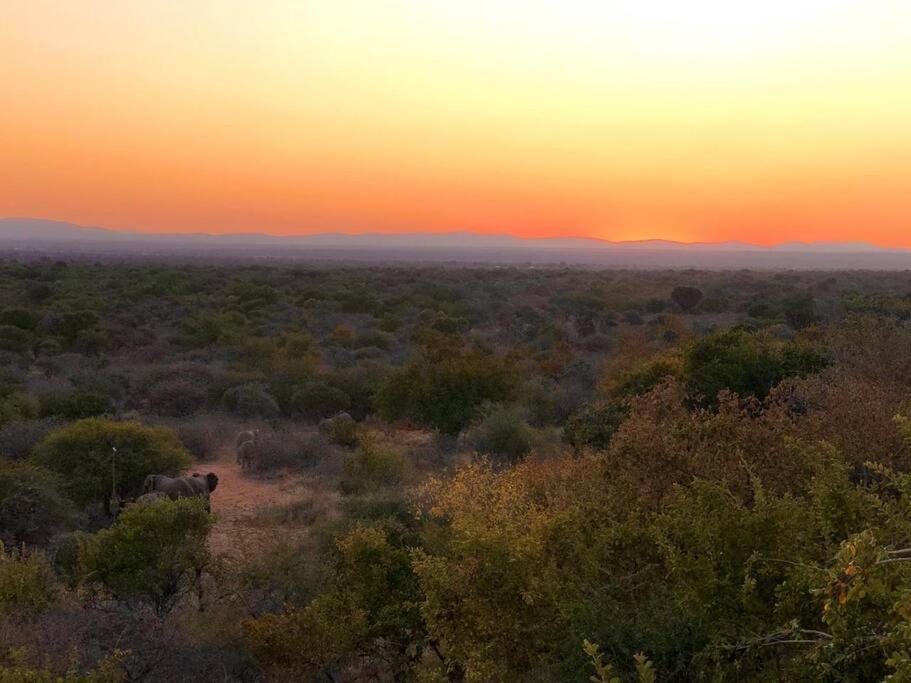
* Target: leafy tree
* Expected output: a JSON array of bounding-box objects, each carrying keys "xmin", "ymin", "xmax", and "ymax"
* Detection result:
[
  {"xmin": 32, "ymin": 419, "xmax": 190, "ymax": 513},
  {"xmin": 77, "ymin": 497, "xmax": 212, "ymax": 614},
  {"xmin": 783, "ymin": 293, "xmax": 819, "ymax": 329},
  {"xmin": 671, "ymin": 286, "xmax": 703, "ymax": 313},
  {"xmin": 376, "ymin": 348, "xmax": 517, "ymax": 434}
]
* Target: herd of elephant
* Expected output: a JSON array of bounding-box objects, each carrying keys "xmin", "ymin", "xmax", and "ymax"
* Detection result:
[{"xmin": 128, "ymin": 430, "xmax": 260, "ymax": 512}]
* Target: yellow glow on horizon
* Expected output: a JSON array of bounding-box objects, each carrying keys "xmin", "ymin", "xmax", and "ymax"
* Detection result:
[{"xmin": 2, "ymin": 1, "xmax": 911, "ymax": 246}]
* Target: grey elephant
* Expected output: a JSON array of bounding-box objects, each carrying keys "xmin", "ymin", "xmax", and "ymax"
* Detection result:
[
  {"xmin": 143, "ymin": 472, "xmax": 219, "ymax": 510},
  {"xmin": 236, "ymin": 440, "xmax": 256, "ymax": 471},
  {"xmin": 235, "ymin": 429, "xmax": 259, "ymax": 447},
  {"xmin": 133, "ymin": 491, "xmax": 168, "ymax": 506},
  {"xmin": 189, "ymin": 472, "xmax": 219, "ymax": 496},
  {"xmin": 319, "ymin": 412, "xmax": 354, "ymax": 434}
]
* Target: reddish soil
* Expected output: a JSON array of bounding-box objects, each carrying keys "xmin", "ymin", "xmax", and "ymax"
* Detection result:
[{"xmin": 203, "ymin": 450, "xmax": 315, "ymax": 560}]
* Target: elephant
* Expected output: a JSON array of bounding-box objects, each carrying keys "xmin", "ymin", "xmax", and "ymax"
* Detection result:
[
  {"xmin": 143, "ymin": 472, "xmax": 219, "ymax": 510},
  {"xmin": 235, "ymin": 429, "xmax": 259, "ymax": 448},
  {"xmin": 318, "ymin": 412, "xmax": 354, "ymax": 434},
  {"xmin": 189, "ymin": 472, "xmax": 219, "ymax": 495},
  {"xmin": 133, "ymin": 491, "xmax": 168, "ymax": 506},
  {"xmin": 236, "ymin": 440, "xmax": 256, "ymax": 471}
]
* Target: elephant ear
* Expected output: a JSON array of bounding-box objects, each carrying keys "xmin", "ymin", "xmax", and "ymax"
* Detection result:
[{"xmin": 206, "ymin": 472, "xmax": 219, "ymax": 492}]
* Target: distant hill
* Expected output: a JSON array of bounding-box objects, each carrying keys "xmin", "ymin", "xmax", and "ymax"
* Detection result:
[
  {"xmin": 0, "ymin": 218, "xmax": 900, "ymax": 253},
  {"xmin": 2, "ymin": 217, "xmax": 910, "ymax": 269}
]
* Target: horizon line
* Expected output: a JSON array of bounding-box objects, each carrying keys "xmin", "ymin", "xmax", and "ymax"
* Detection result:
[{"xmin": 1, "ymin": 216, "xmax": 909, "ymax": 252}]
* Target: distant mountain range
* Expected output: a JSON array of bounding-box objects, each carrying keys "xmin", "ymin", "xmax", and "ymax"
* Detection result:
[{"xmin": 0, "ymin": 218, "xmax": 903, "ymax": 253}]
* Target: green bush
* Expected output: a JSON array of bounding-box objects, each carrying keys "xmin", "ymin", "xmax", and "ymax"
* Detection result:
[
  {"xmin": 39, "ymin": 388, "xmax": 113, "ymax": 420},
  {"xmin": 0, "ymin": 462, "xmax": 77, "ymax": 546},
  {"xmin": 77, "ymin": 497, "xmax": 212, "ymax": 614},
  {"xmin": 290, "ymin": 382, "xmax": 351, "ymax": 420},
  {"xmin": 684, "ymin": 329, "xmax": 826, "ymax": 406},
  {"xmin": 376, "ymin": 348, "xmax": 517, "ymax": 434},
  {"xmin": 341, "ymin": 439, "xmax": 409, "ymax": 494},
  {"xmin": 32, "ymin": 419, "xmax": 191, "ymax": 512},
  {"xmin": 464, "ymin": 403, "xmax": 538, "ymax": 462}
]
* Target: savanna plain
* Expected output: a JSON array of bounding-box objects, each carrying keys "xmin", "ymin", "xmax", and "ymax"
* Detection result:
[{"xmin": 3, "ymin": 260, "xmax": 911, "ymax": 681}]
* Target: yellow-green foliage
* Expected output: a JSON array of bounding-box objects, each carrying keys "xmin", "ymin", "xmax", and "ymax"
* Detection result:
[
  {"xmin": 0, "ymin": 544, "xmax": 60, "ymax": 613},
  {"xmin": 341, "ymin": 438, "xmax": 410, "ymax": 494},
  {"xmin": 245, "ymin": 523, "xmax": 424, "ymax": 680},
  {"xmin": 407, "ymin": 418, "xmax": 911, "ymax": 681},
  {"xmin": 0, "ymin": 648, "xmax": 124, "ymax": 683},
  {"xmin": 244, "ymin": 594, "xmax": 367, "ymax": 679}
]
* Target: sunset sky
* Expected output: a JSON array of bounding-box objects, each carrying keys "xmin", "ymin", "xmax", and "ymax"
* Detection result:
[{"xmin": 3, "ymin": 1, "xmax": 911, "ymax": 246}]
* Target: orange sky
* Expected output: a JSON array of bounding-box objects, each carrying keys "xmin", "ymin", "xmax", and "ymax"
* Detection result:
[{"xmin": 3, "ymin": 1, "xmax": 911, "ymax": 246}]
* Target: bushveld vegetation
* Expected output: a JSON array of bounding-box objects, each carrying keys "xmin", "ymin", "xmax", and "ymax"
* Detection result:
[{"xmin": 1, "ymin": 259, "xmax": 911, "ymax": 680}]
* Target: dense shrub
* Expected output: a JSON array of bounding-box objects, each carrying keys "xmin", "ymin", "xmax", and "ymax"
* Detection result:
[
  {"xmin": 0, "ymin": 462, "xmax": 77, "ymax": 547},
  {"xmin": 376, "ymin": 348, "xmax": 517, "ymax": 434},
  {"xmin": 144, "ymin": 377, "xmax": 209, "ymax": 417},
  {"xmin": 340, "ymin": 439, "xmax": 409, "ymax": 494},
  {"xmin": 245, "ymin": 524, "xmax": 424, "ymax": 681},
  {"xmin": 0, "ymin": 546, "xmax": 60, "ymax": 614},
  {"xmin": 563, "ymin": 401, "xmax": 624, "ymax": 452},
  {"xmin": 463, "ymin": 403, "xmax": 538, "ymax": 462},
  {"xmin": 684, "ymin": 329, "xmax": 826, "ymax": 406},
  {"xmin": 244, "ymin": 428, "xmax": 330, "ymax": 473},
  {"xmin": 0, "ymin": 324, "xmax": 32, "ymax": 352},
  {"xmin": 39, "ymin": 387, "xmax": 114, "ymax": 420},
  {"xmin": 610, "ymin": 359, "xmax": 682, "ymax": 400},
  {"xmin": 0, "ymin": 308, "xmax": 40, "ymax": 331},
  {"xmin": 221, "ymin": 382, "xmax": 280, "ymax": 419},
  {"xmin": 170, "ymin": 418, "xmax": 225, "ymax": 462},
  {"xmin": 671, "ymin": 286, "xmax": 703, "ymax": 312},
  {"xmin": 290, "ymin": 382, "xmax": 351, "ymax": 420},
  {"xmin": 32, "ymin": 419, "xmax": 191, "ymax": 513},
  {"xmin": 0, "ymin": 393, "xmax": 39, "ymax": 426},
  {"xmin": 0, "ymin": 418, "xmax": 61, "ymax": 460},
  {"xmin": 78, "ymin": 497, "xmax": 212, "ymax": 614},
  {"xmin": 0, "ymin": 648, "xmax": 125, "ymax": 682}
]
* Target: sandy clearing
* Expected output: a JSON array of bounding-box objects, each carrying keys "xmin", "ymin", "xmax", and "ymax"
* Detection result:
[{"xmin": 201, "ymin": 449, "xmax": 314, "ymax": 560}]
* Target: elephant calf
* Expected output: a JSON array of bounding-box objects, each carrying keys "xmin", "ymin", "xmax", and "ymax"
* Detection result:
[
  {"xmin": 235, "ymin": 429, "xmax": 259, "ymax": 448},
  {"xmin": 236, "ymin": 440, "xmax": 256, "ymax": 471},
  {"xmin": 144, "ymin": 472, "xmax": 219, "ymax": 510}
]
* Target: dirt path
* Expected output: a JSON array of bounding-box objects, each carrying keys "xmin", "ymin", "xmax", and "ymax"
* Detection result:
[{"xmin": 203, "ymin": 450, "xmax": 316, "ymax": 560}]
